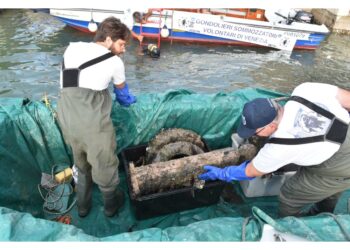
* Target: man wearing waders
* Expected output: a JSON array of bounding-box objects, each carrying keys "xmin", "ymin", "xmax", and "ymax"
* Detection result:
[
  {"xmin": 199, "ymin": 82, "xmax": 350, "ymax": 217},
  {"xmin": 57, "ymin": 17, "xmax": 136, "ymax": 217}
]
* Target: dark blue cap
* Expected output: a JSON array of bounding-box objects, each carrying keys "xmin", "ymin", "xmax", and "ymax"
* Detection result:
[{"xmin": 237, "ymin": 98, "xmax": 277, "ymax": 139}]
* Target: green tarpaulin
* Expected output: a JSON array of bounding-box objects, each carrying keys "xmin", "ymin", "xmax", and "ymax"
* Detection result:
[{"xmin": 0, "ymin": 88, "xmax": 349, "ymax": 241}]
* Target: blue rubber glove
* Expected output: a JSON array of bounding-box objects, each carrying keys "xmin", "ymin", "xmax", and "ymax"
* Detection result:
[
  {"xmin": 198, "ymin": 160, "xmax": 255, "ymax": 182},
  {"xmin": 113, "ymin": 83, "xmax": 137, "ymax": 107}
]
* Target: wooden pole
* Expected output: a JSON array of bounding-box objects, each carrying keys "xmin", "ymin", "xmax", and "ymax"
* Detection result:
[{"xmin": 129, "ymin": 144, "xmax": 257, "ymax": 197}]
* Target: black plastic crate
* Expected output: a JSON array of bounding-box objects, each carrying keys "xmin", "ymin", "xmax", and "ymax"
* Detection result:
[{"xmin": 121, "ymin": 144, "xmax": 225, "ymax": 220}]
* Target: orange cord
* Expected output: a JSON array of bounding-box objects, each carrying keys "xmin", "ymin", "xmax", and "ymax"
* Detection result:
[{"xmin": 53, "ymin": 214, "xmax": 72, "ymax": 224}]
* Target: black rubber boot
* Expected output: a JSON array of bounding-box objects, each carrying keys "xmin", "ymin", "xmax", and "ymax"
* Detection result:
[
  {"xmin": 76, "ymin": 169, "xmax": 93, "ymax": 217},
  {"xmin": 305, "ymin": 193, "xmax": 341, "ymax": 216},
  {"xmin": 101, "ymin": 189, "xmax": 125, "ymax": 217}
]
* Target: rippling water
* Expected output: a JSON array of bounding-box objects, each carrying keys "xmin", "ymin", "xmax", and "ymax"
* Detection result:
[{"xmin": 0, "ymin": 9, "xmax": 350, "ymax": 100}]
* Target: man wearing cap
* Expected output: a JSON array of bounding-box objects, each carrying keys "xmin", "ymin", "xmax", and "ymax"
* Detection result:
[{"xmin": 199, "ymin": 82, "xmax": 350, "ymax": 217}]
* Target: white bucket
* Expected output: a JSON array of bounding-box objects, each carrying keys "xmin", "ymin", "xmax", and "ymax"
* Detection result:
[
  {"xmin": 231, "ymin": 133, "xmax": 245, "ymax": 149},
  {"xmin": 240, "ymin": 172, "xmax": 295, "ymax": 197}
]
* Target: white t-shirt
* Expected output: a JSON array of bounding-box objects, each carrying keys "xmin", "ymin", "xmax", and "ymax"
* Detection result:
[
  {"xmin": 60, "ymin": 42, "xmax": 125, "ymax": 90},
  {"xmin": 253, "ymin": 82, "xmax": 350, "ymax": 173}
]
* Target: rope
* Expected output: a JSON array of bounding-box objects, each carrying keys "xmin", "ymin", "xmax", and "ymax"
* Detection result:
[
  {"xmin": 42, "ymin": 93, "xmax": 57, "ymax": 121},
  {"xmin": 38, "ymin": 165, "xmax": 76, "ymax": 215},
  {"xmin": 241, "ymin": 216, "xmax": 265, "ymax": 241},
  {"xmin": 241, "ymin": 216, "xmax": 253, "ymax": 241}
]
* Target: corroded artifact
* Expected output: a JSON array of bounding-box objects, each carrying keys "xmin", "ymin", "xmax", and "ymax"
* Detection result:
[{"xmin": 129, "ymin": 144, "xmax": 257, "ymax": 197}]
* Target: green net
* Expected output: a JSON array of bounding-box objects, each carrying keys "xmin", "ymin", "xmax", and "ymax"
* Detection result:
[{"xmin": 0, "ymin": 88, "xmax": 349, "ymax": 241}]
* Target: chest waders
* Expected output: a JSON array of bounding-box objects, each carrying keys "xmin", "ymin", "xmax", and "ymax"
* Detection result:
[
  {"xmin": 60, "ymin": 52, "xmax": 124, "ymax": 218},
  {"xmin": 62, "ymin": 52, "xmax": 114, "ymax": 88},
  {"xmin": 268, "ymin": 95, "xmax": 348, "ymax": 146},
  {"xmin": 268, "ymin": 96, "xmax": 350, "ymax": 217}
]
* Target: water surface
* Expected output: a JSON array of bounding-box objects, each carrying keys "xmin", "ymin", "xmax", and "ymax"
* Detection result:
[{"xmin": 0, "ymin": 9, "xmax": 349, "ymax": 100}]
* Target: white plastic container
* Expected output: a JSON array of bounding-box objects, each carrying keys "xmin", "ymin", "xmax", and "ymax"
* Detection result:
[
  {"xmin": 231, "ymin": 133, "xmax": 245, "ymax": 149},
  {"xmin": 240, "ymin": 172, "xmax": 295, "ymax": 197}
]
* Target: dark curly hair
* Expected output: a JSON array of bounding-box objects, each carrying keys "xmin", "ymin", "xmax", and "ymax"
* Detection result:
[{"xmin": 93, "ymin": 17, "xmax": 131, "ymax": 42}]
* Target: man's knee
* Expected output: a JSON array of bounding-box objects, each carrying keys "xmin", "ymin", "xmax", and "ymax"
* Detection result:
[
  {"xmin": 92, "ymin": 165, "xmax": 119, "ymax": 188},
  {"xmin": 278, "ymin": 198, "xmax": 304, "ymax": 218}
]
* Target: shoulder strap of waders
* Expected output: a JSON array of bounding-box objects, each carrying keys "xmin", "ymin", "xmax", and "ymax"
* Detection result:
[
  {"xmin": 289, "ymin": 96, "xmax": 334, "ymax": 119},
  {"xmin": 268, "ymin": 95, "xmax": 338, "ymax": 145},
  {"xmin": 78, "ymin": 52, "xmax": 115, "ymax": 70},
  {"xmin": 61, "ymin": 52, "xmax": 115, "ymax": 70},
  {"xmin": 61, "ymin": 52, "xmax": 115, "ymax": 88}
]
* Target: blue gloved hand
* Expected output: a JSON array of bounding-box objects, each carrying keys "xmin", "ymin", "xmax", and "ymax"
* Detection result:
[
  {"xmin": 198, "ymin": 160, "xmax": 255, "ymax": 182},
  {"xmin": 113, "ymin": 83, "xmax": 137, "ymax": 107}
]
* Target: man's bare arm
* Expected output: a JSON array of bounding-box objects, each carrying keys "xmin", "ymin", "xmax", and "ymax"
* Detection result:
[
  {"xmin": 245, "ymin": 161, "xmax": 266, "ymax": 177},
  {"xmin": 337, "ymin": 88, "xmax": 350, "ymax": 111}
]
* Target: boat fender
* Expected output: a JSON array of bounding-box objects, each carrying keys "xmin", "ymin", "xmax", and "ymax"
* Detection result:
[
  {"xmin": 88, "ymin": 20, "xmax": 98, "ymax": 32},
  {"xmin": 160, "ymin": 25, "xmax": 170, "ymax": 38}
]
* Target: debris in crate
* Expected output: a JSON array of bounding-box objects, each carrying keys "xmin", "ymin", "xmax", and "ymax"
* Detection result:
[
  {"xmin": 145, "ymin": 128, "xmax": 208, "ymax": 164},
  {"xmin": 121, "ymin": 144, "xmax": 228, "ymax": 219},
  {"xmin": 134, "ymin": 155, "xmax": 146, "ymax": 166},
  {"xmin": 151, "ymin": 141, "xmax": 206, "ymax": 163}
]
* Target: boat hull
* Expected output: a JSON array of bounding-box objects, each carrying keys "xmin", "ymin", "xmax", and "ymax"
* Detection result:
[
  {"xmin": 54, "ymin": 16, "xmax": 92, "ymax": 33},
  {"xmin": 132, "ymin": 26, "xmax": 326, "ymax": 50},
  {"xmin": 50, "ymin": 8, "xmax": 125, "ymax": 33}
]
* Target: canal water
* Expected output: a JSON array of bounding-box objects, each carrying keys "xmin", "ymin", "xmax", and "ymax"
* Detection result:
[{"xmin": 1, "ymin": 9, "xmax": 350, "ymax": 100}]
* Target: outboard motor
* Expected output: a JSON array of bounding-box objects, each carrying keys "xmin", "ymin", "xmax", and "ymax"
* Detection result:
[
  {"xmin": 266, "ymin": 9, "xmax": 314, "ymax": 25},
  {"xmin": 294, "ymin": 11, "xmax": 314, "ymax": 24}
]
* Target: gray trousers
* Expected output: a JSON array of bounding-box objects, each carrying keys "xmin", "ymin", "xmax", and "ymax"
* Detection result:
[
  {"xmin": 57, "ymin": 87, "xmax": 119, "ymax": 192},
  {"xmin": 279, "ymin": 125, "xmax": 350, "ymax": 217}
]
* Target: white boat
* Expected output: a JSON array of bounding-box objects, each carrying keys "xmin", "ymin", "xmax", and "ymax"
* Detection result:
[
  {"xmin": 49, "ymin": 8, "xmax": 126, "ymax": 33},
  {"xmin": 50, "ymin": 8, "xmax": 330, "ymax": 51}
]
